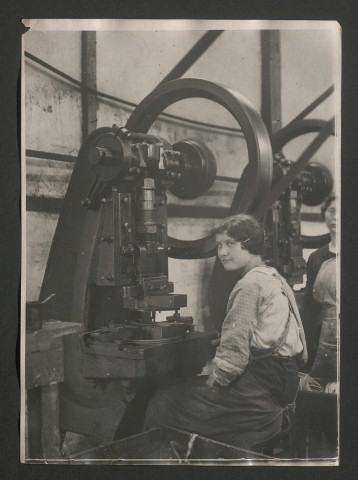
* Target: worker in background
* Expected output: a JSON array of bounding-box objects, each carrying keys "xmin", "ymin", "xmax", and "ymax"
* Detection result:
[
  {"xmin": 309, "ymin": 256, "xmax": 338, "ymax": 380},
  {"xmin": 302, "ymin": 194, "xmax": 337, "ymax": 374},
  {"xmin": 144, "ymin": 214, "xmax": 307, "ymax": 449}
]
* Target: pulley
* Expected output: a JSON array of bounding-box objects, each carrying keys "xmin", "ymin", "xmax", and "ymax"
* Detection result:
[
  {"xmin": 164, "ymin": 139, "xmax": 217, "ymax": 200},
  {"xmin": 294, "ymin": 163, "xmax": 333, "ymax": 207},
  {"xmin": 88, "ymin": 131, "xmax": 132, "ymax": 182}
]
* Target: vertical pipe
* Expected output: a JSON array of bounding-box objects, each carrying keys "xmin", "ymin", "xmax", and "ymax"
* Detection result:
[
  {"xmin": 261, "ymin": 30, "xmax": 282, "ymax": 136},
  {"xmin": 81, "ymin": 31, "xmax": 97, "ymax": 141}
]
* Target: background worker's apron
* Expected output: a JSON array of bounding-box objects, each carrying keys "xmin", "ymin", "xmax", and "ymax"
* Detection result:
[
  {"xmin": 309, "ymin": 258, "xmax": 337, "ymax": 380},
  {"xmin": 145, "ymin": 268, "xmax": 305, "ymax": 449}
]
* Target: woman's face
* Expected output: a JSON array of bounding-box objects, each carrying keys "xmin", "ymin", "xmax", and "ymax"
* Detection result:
[
  {"xmin": 216, "ymin": 232, "xmax": 252, "ymax": 271},
  {"xmin": 324, "ymin": 199, "xmax": 337, "ymax": 238}
]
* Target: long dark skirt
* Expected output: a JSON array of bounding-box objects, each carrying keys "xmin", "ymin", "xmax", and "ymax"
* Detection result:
[
  {"xmin": 145, "ymin": 357, "xmax": 299, "ymax": 449},
  {"xmin": 310, "ymin": 305, "xmax": 337, "ymax": 380}
]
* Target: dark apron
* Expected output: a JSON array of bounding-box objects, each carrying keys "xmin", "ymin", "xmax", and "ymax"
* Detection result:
[
  {"xmin": 309, "ymin": 304, "xmax": 338, "ymax": 380},
  {"xmin": 144, "ymin": 356, "xmax": 298, "ymax": 449}
]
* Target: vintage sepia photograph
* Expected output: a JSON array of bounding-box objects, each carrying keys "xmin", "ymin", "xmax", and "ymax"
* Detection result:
[{"xmin": 21, "ymin": 19, "xmax": 340, "ymax": 465}]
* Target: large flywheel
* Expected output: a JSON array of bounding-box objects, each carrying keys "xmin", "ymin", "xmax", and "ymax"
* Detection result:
[{"xmin": 126, "ymin": 78, "xmax": 273, "ymax": 259}]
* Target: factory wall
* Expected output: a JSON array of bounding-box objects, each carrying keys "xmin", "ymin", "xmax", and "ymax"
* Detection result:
[
  {"xmin": 24, "ymin": 28, "xmax": 338, "ymax": 330},
  {"xmin": 25, "ymin": 31, "xmax": 82, "ymax": 303}
]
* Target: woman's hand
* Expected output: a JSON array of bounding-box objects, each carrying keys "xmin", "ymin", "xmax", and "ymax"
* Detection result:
[
  {"xmin": 199, "ymin": 359, "xmax": 214, "ymax": 376},
  {"xmin": 206, "ymin": 374, "xmax": 217, "ymax": 388}
]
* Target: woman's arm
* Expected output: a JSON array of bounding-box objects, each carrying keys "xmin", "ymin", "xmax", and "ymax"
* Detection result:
[{"xmin": 207, "ymin": 280, "xmax": 260, "ymax": 387}]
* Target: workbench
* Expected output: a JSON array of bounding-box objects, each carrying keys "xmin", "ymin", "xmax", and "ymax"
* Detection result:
[{"xmin": 25, "ymin": 321, "xmax": 83, "ymax": 460}]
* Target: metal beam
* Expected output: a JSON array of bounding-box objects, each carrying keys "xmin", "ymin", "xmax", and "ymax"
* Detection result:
[
  {"xmin": 26, "ymin": 149, "xmax": 77, "ymax": 163},
  {"xmin": 261, "ymin": 30, "xmax": 282, "ymax": 136},
  {"xmin": 158, "ymin": 30, "xmax": 223, "ymax": 86},
  {"xmin": 81, "ymin": 31, "xmax": 97, "ymax": 141},
  {"xmin": 286, "ymin": 85, "xmax": 334, "ymax": 126}
]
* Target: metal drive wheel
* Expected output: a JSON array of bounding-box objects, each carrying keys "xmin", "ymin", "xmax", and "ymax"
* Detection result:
[
  {"xmin": 126, "ymin": 78, "xmax": 273, "ymax": 259},
  {"xmin": 271, "ymin": 118, "xmax": 335, "ymax": 249}
]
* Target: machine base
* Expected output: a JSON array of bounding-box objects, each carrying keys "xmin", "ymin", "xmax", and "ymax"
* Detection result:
[{"xmin": 60, "ymin": 330, "xmax": 217, "ymax": 443}]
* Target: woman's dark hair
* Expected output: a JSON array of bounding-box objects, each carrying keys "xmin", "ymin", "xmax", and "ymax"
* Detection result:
[
  {"xmin": 212, "ymin": 214, "xmax": 265, "ymax": 255},
  {"xmin": 321, "ymin": 194, "xmax": 336, "ymax": 220}
]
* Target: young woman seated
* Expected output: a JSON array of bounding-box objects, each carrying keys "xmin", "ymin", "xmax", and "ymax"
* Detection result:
[{"xmin": 144, "ymin": 214, "xmax": 307, "ymax": 449}]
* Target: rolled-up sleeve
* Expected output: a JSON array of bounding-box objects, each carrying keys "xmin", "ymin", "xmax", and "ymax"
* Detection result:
[{"xmin": 211, "ymin": 280, "xmax": 260, "ymax": 386}]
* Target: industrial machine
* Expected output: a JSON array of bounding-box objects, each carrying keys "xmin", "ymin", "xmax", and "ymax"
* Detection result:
[{"xmin": 39, "ymin": 78, "xmax": 334, "ymax": 445}]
